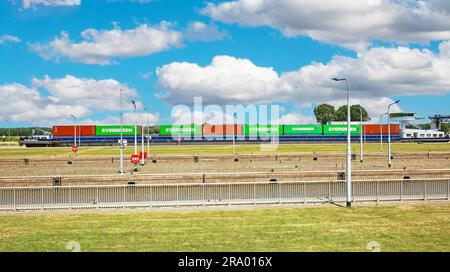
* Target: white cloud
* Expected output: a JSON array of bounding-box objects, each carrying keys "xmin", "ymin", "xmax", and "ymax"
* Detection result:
[
  {"xmin": 439, "ymin": 40, "xmax": 450, "ymax": 58},
  {"xmin": 32, "ymin": 75, "xmax": 137, "ymax": 111},
  {"xmin": 22, "ymin": 0, "xmax": 80, "ymax": 9},
  {"xmin": 0, "ymin": 75, "xmax": 140, "ymax": 123},
  {"xmin": 157, "ymin": 55, "xmax": 286, "ymax": 105},
  {"xmin": 30, "ymin": 23, "xmax": 183, "ymax": 65},
  {"xmin": 279, "ymin": 113, "xmax": 315, "ymax": 124},
  {"xmin": 0, "ymin": 35, "xmax": 21, "ymax": 44},
  {"xmin": 157, "ymin": 42, "xmax": 450, "ymax": 118},
  {"xmin": 202, "ymin": 0, "xmax": 450, "ymax": 50},
  {"xmin": 185, "ymin": 21, "xmax": 228, "ymax": 42}
]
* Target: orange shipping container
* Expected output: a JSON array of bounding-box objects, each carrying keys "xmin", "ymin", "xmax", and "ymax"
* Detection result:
[
  {"xmin": 363, "ymin": 124, "xmax": 399, "ymax": 135},
  {"xmin": 202, "ymin": 125, "xmax": 243, "ymax": 135},
  {"xmin": 52, "ymin": 125, "xmax": 96, "ymax": 137}
]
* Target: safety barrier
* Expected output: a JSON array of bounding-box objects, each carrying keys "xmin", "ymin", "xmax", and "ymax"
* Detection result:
[{"xmin": 0, "ymin": 179, "xmax": 448, "ymax": 211}]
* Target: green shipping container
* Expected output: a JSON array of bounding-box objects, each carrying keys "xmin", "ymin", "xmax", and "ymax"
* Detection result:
[
  {"xmin": 284, "ymin": 125, "xmax": 322, "ymax": 135},
  {"xmin": 244, "ymin": 125, "xmax": 282, "ymax": 135},
  {"xmin": 159, "ymin": 125, "xmax": 202, "ymax": 135},
  {"xmin": 323, "ymin": 124, "xmax": 361, "ymax": 135},
  {"xmin": 96, "ymin": 125, "xmax": 140, "ymax": 136}
]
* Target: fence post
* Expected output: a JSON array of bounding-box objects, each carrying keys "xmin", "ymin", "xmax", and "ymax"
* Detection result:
[
  {"xmin": 352, "ymin": 181, "xmax": 356, "ymax": 203},
  {"xmin": 328, "ymin": 181, "xmax": 331, "ymax": 203},
  {"xmin": 41, "ymin": 188, "xmax": 44, "ymax": 210},
  {"xmin": 69, "ymin": 187, "xmax": 72, "ymax": 209},
  {"xmin": 149, "ymin": 186, "xmax": 153, "ymax": 208},
  {"xmin": 123, "ymin": 186, "xmax": 126, "ymax": 208},
  {"xmin": 303, "ymin": 182, "xmax": 307, "ymax": 204},
  {"xmin": 13, "ymin": 188, "xmax": 16, "ymax": 211},
  {"xmin": 400, "ymin": 180, "xmax": 403, "ymax": 202},
  {"xmin": 279, "ymin": 182, "xmax": 282, "ymax": 205},
  {"xmin": 96, "ymin": 187, "xmax": 99, "ymax": 208},
  {"xmin": 202, "ymin": 184, "xmax": 205, "ymax": 207},
  {"xmin": 176, "ymin": 185, "xmax": 179, "ymax": 207},
  {"xmin": 424, "ymin": 180, "xmax": 427, "ymax": 201},
  {"xmin": 447, "ymin": 179, "xmax": 449, "ymax": 201},
  {"xmin": 228, "ymin": 183, "xmax": 231, "ymax": 206},
  {"xmin": 253, "ymin": 183, "xmax": 256, "ymax": 205},
  {"xmin": 376, "ymin": 180, "xmax": 379, "ymax": 203}
]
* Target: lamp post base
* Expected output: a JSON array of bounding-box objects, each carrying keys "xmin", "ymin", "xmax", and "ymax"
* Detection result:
[{"xmin": 346, "ymin": 202, "xmax": 352, "ymax": 208}]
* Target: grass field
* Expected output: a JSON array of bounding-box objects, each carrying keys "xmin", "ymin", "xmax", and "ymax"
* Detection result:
[
  {"xmin": 0, "ymin": 143, "xmax": 449, "ymax": 158},
  {"xmin": 0, "ymin": 203, "xmax": 449, "ymax": 252}
]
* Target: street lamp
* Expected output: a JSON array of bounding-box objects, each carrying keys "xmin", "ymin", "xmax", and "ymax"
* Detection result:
[
  {"xmin": 387, "ymin": 100, "xmax": 400, "ymax": 168},
  {"xmin": 5, "ymin": 119, "xmax": 11, "ymax": 145},
  {"xmin": 141, "ymin": 107, "xmax": 146, "ymax": 166},
  {"xmin": 131, "ymin": 100, "xmax": 138, "ymax": 172},
  {"xmin": 380, "ymin": 113, "xmax": 387, "ymax": 152},
  {"xmin": 232, "ymin": 113, "xmax": 237, "ymax": 156},
  {"xmin": 70, "ymin": 114, "xmax": 77, "ymax": 148},
  {"xmin": 119, "ymin": 89, "xmax": 124, "ymax": 174},
  {"xmin": 331, "ymin": 77, "xmax": 352, "ymax": 208},
  {"xmin": 358, "ymin": 107, "xmax": 363, "ymax": 163},
  {"xmin": 146, "ymin": 107, "xmax": 151, "ymax": 158}
]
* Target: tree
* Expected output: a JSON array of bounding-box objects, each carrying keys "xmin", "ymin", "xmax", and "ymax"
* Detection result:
[
  {"xmin": 441, "ymin": 123, "xmax": 450, "ymax": 134},
  {"xmin": 314, "ymin": 104, "xmax": 336, "ymax": 125},
  {"xmin": 335, "ymin": 104, "xmax": 371, "ymax": 122}
]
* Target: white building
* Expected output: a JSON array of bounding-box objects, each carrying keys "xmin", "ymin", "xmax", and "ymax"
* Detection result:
[{"xmin": 401, "ymin": 129, "xmax": 445, "ymax": 139}]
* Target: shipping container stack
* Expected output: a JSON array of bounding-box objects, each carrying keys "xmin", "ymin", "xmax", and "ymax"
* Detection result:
[{"xmin": 51, "ymin": 123, "xmax": 401, "ymax": 145}]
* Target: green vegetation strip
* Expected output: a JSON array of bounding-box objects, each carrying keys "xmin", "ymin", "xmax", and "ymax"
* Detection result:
[
  {"xmin": 0, "ymin": 203, "xmax": 449, "ymax": 252},
  {"xmin": 0, "ymin": 143, "xmax": 449, "ymax": 158}
]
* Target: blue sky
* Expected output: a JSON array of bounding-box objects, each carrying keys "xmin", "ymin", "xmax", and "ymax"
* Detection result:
[{"xmin": 1, "ymin": 0, "xmax": 450, "ymax": 127}]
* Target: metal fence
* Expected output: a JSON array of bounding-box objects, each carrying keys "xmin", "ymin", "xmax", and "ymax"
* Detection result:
[{"xmin": 0, "ymin": 179, "xmax": 449, "ymax": 211}]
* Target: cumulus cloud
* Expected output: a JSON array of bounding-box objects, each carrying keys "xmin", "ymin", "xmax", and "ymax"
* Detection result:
[
  {"xmin": 157, "ymin": 42, "xmax": 450, "ymax": 117},
  {"xmin": 32, "ymin": 75, "xmax": 137, "ymax": 110},
  {"xmin": 202, "ymin": 0, "xmax": 450, "ymax": 51},
  {"xmin": 157, "ymin": 55, "xmax": 287, "ymax": 105},
  {"xmin": 184, "ymin": 21, "xmax": 228, "ymax": 42},
  {"xmin": 30, "ymin": 23, "xmax": 183, "ymax": 65},
  {"xmin": 0, "ymin": 75, "xmax": 140, "ymax": 124},
  {"xmin": 21, "ymin": 0, "xmax": 80, "ymax": 9},
  {"xmin": 0, "ymin": 35, "xmax": 21, "ymax": 44}
]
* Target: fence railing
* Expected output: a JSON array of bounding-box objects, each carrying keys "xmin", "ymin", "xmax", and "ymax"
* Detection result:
[{"xmin": 0, "ymin": 179, "xmax": 449, "ymax": 211}]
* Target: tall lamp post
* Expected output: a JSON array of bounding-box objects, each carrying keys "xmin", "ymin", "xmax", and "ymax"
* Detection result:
[
  {"xmin": 119, "ymin": 89, "xmax": 124, "ymax": 174},
  {"xmin": 70, "ymin": 114, "xmax": 77, "ymax": 148},
  {"xmin": 331, "ymin": 77, "xmax": 352, "ymax": 208},
  {"xmin": 387, "ymin": 100, "xmax": 400, "ymax": 168},
  {"xmin": 146, "ymin": 107, "xmax": 150, "ymax": 157},
  {"xmin": 358, "ymin": 107, "xmax": 363, "ymax": 163},
  {"xmin": 141, "ymin": 107, "xmax": 146, "ymax": 166},
  {"xmin": 379, "ymin": 113, "xmax": 387, "ymax": 152},
  {"xmin": 131, "ymin": 100, "xmax": 138, "ymax": 172},
  {"xmin": 232, "ymin": 113, "xmax": 237, "ymax": 155},
  {"xmin": 5, "ymin": 119, "xmax": 11, "ymax": 144}
]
